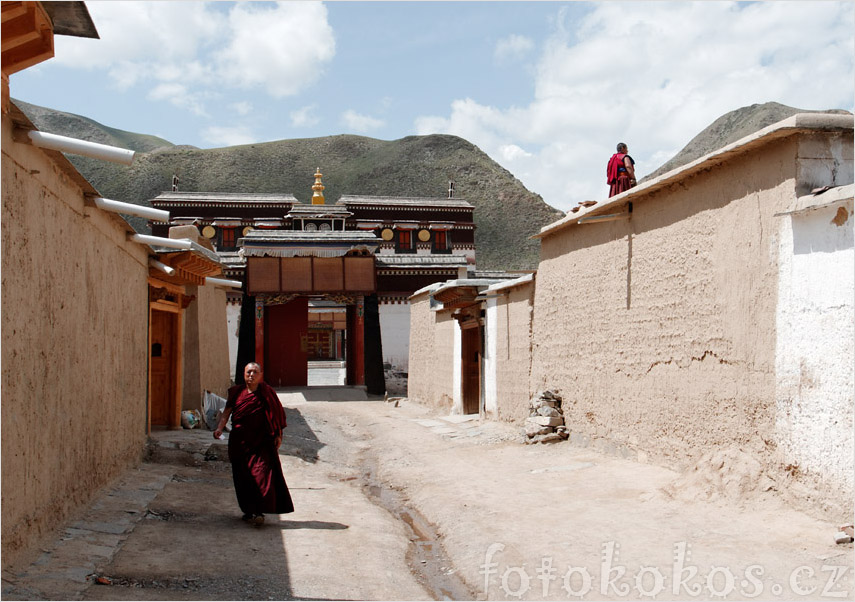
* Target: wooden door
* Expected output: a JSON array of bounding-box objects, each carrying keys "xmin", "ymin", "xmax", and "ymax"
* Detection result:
[
  {"xmin": 264, "ymin": 298, "xmax": 309, "ymax": 387},
  {"xmin": 150, "ymin": 310, "xmax": 177, "ymax": 427},
  {"xmin": 461, "ymin": 326, "xmax": 481, "ymax": 415}
]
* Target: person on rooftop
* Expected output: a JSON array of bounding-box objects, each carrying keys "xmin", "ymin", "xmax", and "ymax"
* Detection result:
[{"xmin": 606, "ymin": 142, "xmax": 637, "ymax": 197}]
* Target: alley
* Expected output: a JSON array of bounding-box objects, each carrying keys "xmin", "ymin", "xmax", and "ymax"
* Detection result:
[{"xmin": 4, "ymin": 391, "xmax": 853, "ymax": 601}]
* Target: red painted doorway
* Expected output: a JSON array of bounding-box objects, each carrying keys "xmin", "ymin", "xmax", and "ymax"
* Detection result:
[{"xmin": 264, "ymin": 298, "xmax": 309, "ymax": 387}]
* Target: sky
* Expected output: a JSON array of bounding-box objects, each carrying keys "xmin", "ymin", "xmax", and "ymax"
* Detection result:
[{"xmin": 10, "ymin": 1, "xmax": 855, "ymax": 213}]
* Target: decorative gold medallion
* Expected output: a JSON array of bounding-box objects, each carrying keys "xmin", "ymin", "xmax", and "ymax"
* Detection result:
[
  {"xmin": 242, "ymin": 226, "xmax": 253, "ymax": 236},
  {"xmin": 202, "ymin": 225, "xmax": 216, "ymax": 238},
  {"xmin": 381, "ymin": 228, "xmax": 394, "ymax": 241},
  {"xmin": 418, "ymin": 229, "xmax": 431, "ymax": 242}
]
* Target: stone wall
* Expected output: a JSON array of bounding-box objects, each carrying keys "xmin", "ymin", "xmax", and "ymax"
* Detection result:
[
  {"xmin": 1, "ymin": 112, "xmax": 150, "ymax": 568},
  {"xmin": 407, "ymin": 291, "xmax": 455, "ymax": 412}
]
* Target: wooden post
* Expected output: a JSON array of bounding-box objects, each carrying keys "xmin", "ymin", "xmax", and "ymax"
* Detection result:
[
  {"xmin": 355, "ymin": 295, "xmax": 365, "ymax": 386},
  {"xmin": 255, "ymin": 298, "xmax": 264, "ymax": 368}
]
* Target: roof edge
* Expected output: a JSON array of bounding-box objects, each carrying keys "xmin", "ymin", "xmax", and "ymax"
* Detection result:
[{"xmin": 536, "ymin": 112, "xmax": 854, "ymax": 239}]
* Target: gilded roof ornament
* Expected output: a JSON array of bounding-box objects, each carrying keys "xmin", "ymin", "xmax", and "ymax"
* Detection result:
[{"xmin": 311, "ymin": 167, "xmax": 325, "ymax": 205}]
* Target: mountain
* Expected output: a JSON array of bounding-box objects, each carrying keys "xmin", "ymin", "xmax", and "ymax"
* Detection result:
[
  {"xmin": 643, "ymin": 102, "xmax": 852, "ymax": 182},
  {"xmin": 13, "ymin": 99, "xmax": 562, "ymax": 271}
]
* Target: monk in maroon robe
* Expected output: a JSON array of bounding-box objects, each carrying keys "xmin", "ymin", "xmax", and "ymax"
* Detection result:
[
  {"xmin": 607, "ymin": 142, "xmax": 637, "ymax": 197},
  {"xmin": 214, "ymin": 362, "xmax": 293, "ymax": 525}
]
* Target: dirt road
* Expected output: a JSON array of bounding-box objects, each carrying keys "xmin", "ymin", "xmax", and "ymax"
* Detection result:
[{"xmin": 4, "ymin": 392, "xmax": 853, "ymax": 601}]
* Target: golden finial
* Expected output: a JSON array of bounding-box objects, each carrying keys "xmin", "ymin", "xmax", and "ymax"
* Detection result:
[{"xmin": 311, "ymin": 167, "xmax": 325, "ymax": 205}]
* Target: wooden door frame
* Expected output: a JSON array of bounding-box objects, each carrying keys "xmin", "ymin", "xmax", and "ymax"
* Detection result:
[
  {"xmin": 460, "ymin": 320, "xmax": 482, "ymax": 415},
  {"xmin": 148, "ymin": 300, "xmax": 184, "ymax": 433}
]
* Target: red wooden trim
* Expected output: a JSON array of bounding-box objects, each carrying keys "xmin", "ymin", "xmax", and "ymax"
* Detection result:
[
  {"xmin": 354, "ymin": 295, "xmax": 365, "ymax": 386},
  {"xmin": 255, "ymin": 298, "xmax": 264, "ymax": 368}
]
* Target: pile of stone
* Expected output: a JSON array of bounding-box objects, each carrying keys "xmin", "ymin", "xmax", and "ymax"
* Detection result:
[{"xmin": 523, "ymin": 390, "xmax": 569, "ymax": 444}]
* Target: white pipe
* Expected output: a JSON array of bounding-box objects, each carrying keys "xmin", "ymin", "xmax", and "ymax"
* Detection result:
[
  {"xmin": 94, "ymin": 197, "xmax": 169, "ymax": 222},
  {"xmin": 149, "ymin": 258, "xmax": 175, "ymax": 275},
  {"xmin": 27, "ymin": 130, "xmax": 135, "ymax": 165},
  {"xmin": 206, "ymin": 277, "xmax": 243, "ymax": 289},
  {"xmin": 129, "ymin": 234, "xmax": 193, "ymax": 250}
]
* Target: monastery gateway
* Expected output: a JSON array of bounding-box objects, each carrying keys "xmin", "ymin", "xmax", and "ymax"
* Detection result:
[{"xmin": 150, "ymin": 169, "xmax": 484, "ymax": 393}]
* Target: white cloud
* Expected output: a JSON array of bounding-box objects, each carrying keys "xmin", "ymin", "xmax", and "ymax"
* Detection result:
[
  {"xmin": 215, "ymin": 2, "xmax": 335, "ymax": 98},
  {"xmin": 341, "ymin": 110, "xmax": 385, "ymax": 133},
  {"xmin": 499, "ymin": 144, "xmax": 533, "ymax": 162},
  {"xmin": 51, "ymin": 2, "xmax": 336, "ymax": 102},
  {"xmin": 148, "ymin": 83, "xmax": 208, "ymax": 117},
  {"xmin": 495, "ymin": 34, "xmax": 534, "ymax": 63},
  {"xmin": 201, "ymin": 125, "xmax": 257, "ymax": 148},
  {"xmin": 416, "ymin": 1, "xmax": 854, "ymax": 211},
  {"xmin": 231, "ymin": 101, "xmax": 253, "ymax": 116},
  {"xmin": 291, "ymin": 104, "xmax": 320, "ymax": 128}
]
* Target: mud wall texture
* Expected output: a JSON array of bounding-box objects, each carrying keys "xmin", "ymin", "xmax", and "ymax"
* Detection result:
[
  {"xmin": 1, "ymin": 114, "xmax": 150, "ymax": 568},
  {"xmin": 182, "ymin": 283, "xmax": 231, "ymax": 410},
  {"xmin": 493, "ymin": 282, "xmax": 535, "ymax": 423},
  {"xmin": 531, "ymin": 132, "xmax": 853, "ymax": 516},
  {"xmin": 407, "ymin": 294, "xmax": 455, "ymax": 412}
]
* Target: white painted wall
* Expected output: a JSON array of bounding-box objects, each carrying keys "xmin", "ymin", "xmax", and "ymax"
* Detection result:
[
  {"xmin": 484, "ymin": 297, "xmax": 498, "ymax": 417},
  {"xmin": 452, "ymin": 321, "xmax": 463, "ymax": 414},
  {"xmin": 226, "ymin": 302, "xmax": 241, "ymax": 382},
  {"xmin": 776, "ymin": 198, "xmax": 854, "ymax": 499},
  {"xmin": 379, "ymin": 303, "xmax": 410, "ymax": 372}
]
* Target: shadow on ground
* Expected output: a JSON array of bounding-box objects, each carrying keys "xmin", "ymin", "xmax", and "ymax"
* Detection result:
[{"xmin": 280, "ymin": 407, "xmax": 324, "ymax": 463}]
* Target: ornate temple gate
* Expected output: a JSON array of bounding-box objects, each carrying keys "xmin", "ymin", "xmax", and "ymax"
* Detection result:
[{"xmin": 246, "ymin": 251, "xmax": 377, "ymax": 387}]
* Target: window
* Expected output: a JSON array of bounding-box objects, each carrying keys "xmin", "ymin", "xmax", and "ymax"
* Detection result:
[
  {"xmin": 433, "ymin": 230, "xmax": 448, "ymax": 253},
  {"xmin": 221, "ymin": 227, "xmax": 236, "ymax": 249},
  {"xmin": 397, "ymin": 230, "xmax": 414, "ymax": 253}
]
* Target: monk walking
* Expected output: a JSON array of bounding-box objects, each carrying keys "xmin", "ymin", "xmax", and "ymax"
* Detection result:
[
  {"xmin": 214, "ymin": 362, "xmax": 294, "ymax": 525},
  {"xmin": 606, "ymin": 142, "xmax": 637, "ymax": 197}
]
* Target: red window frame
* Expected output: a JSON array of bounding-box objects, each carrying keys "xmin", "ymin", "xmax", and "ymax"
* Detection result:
[{"xmin": 221, "ymin": 227, "xmax": 236, "ymax": 249}]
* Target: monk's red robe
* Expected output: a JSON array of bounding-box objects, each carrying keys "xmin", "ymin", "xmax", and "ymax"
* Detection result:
[
  {"xmin": 606, "ymin": 152, "xmax": 635, "ymax": 198},
  {"xmin": 226, "ymin": 382, "xmax": 294, "ymax": 515}
]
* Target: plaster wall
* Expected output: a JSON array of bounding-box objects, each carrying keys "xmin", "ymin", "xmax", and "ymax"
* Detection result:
[
  {"xmin": 484, "ymin": 298, "xmax": 498, "ymax": 417},
  {"xmin": 531, "ymin": 137, "xmax": 800, "ymax": 469},
  {"xmin": 379, "ymin": 302, "xmax": 410, "ymax": 372},
  {"xmin": 1, "ymin": 114, "xmax": 149, "ymax": 568},
  {"xmin": 494, "ymin": 283, "xmax": 535, "ymax": 423},
  {"xmin": 407, "ymin": 295, "xmax": 455, "ymax": 412},
  {"xmin": 181, "ymin": 283, "xmax": 231, "ymax": 410},
  {"xmin": 775, "ymin": 198, "xmax": 854, "ymax": 512},
  {"xmin": 227, "ymin": 301, "xmax": 241, "ymax": 381}
]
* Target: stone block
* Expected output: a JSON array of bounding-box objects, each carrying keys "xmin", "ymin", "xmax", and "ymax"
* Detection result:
[{"xmin": 527, "ymin": 416, "xmax": 563, "ymax": 427}]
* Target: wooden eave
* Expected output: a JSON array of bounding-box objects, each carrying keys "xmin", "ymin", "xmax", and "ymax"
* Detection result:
[
  {"xmin": 2, "ymin": 2, "xmax": 54, "ymax": 76},
  {"xmin": 433, "ymin": 286, "xmax": 479, "ymax": 309},
  {"xmin": 151, "ymin": 251, "xmax": 223, "ymax": 287}
]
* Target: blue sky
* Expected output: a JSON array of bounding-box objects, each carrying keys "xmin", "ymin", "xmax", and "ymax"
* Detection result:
[{"xmin": 10, "ymin": 1, "xmax": 854, "ymax": 212}]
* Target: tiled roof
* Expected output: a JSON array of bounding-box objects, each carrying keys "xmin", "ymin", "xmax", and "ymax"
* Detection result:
[
  {"xmin": 375, "ymin": 255, "xmax": 468, "ymax": 269},
  {"xmin": 338, "ymin": 195, "xmax": 473, "ymax": 209},
  {"xmin": 151, "ymin": 192, "xmax": 297, "ymax": 205}
]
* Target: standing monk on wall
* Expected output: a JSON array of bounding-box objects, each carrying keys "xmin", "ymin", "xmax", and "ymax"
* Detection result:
[
  {"xmin": 214, "ymin": 362, "xmax": 294, "ymax": 525},
  {"xmin": 607, "ymin": 142, "xmax": 637, "ymax": 197}
]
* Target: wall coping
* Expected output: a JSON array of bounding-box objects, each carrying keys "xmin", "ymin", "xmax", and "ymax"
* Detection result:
[{"xmin": 536, "ymin": 113, "xmax": 854, "ymax": 240}]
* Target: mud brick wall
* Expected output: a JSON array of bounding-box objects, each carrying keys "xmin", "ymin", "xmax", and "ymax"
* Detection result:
[
  {"xmin": 407, "ymin": 292, "xmax": 455, "ymax": 412},
  {"xmin": 1, "ymin": 111, "xmax": 149, "ymax": 568},
  {"xmin": 493, "ymin": 281, "xmax": 535, "ymax": 423},
  {"xmin": 531, "ymin": 131, "xmax": 853, "ymax": 517}
]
